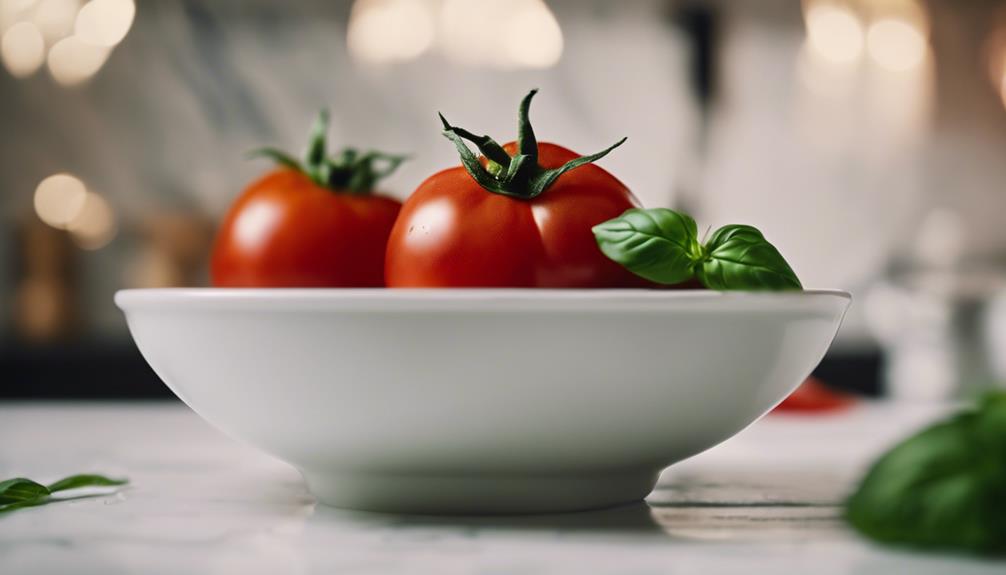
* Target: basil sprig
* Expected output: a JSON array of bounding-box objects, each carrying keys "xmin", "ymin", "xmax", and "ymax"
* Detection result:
[
  {"xmin": 592, "ymin": 208, "xmax": 802, "ymax": 290},
  {"xmin": 846, "ymin": 392, "xmax": 1006, "ymax": 556},
  {"xmin": 0, "ymin": 474, "xmax": 128, "ymax": 514}
]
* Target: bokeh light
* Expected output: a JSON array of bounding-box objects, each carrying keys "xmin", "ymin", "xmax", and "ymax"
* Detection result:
[
  {"xmin": 68, "ymin": 191, "xmax": 116, "ymax": 249},
  {"xmin": 46, "ymin": 33, "xmax": 109, "ymax": 85},
  {"xmin": 34, "ymin": 173, "xmax": 87, "ymax": 229},
  {"xmin": 31, "ymin": 0, "xmax": 78, "ymax": 43},
  {"xmin": 804, "ymin": 2, "xmax": 864, "ymax": 64},
  {"xmin": 1001, "ymin": 66, "xmax": 1006, "ymax": 111},
  {"xmin": 0, "ymin": 20, "xmax": 44, "ymax": 76},
  {"xmin": 867, "ymin": 18, "xmax": 927, "ymax": 72},
  {"xmin": 988, "ymin": 23, "xmax": 1006, "ymax": 111},
  {"xmin": 2, "ymin": 0, "xmax": 130, "ymax": 82},
  {"xmin": 75, "ymin": 0, "xmax": 134, "ymax": 47},
  {"xmin": 0, "ymin": 0, "xmax": 39, "ymax": 30},
  {"xmin": 503, "ymin": 0, "xmax": 563, "ymax": 69},
  {"xmin": 796, "ymin": 40, "xmax": 858, "ymax": 99},
  {"xmin": 346, "ymin": 0, "xmax": 434, "ymax": 64},
  {"xmin": 439, "ymin": 0, "xmax": 500, "ymax": 67},
  {"xmin": 440, "ymin": 0, "xmax": 563, "ymax": 69},
  {"xmin": 34, "ymin": 173, "xmax": 118, "ymax": 249}
]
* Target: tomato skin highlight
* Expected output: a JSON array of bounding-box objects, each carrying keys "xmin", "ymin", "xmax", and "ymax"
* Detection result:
[
  {"xmin": 385, "ymin": 142, "xmax": 649, "ymax": 288},
  {"xmin": 211, "ymin": 169, "xmax": 401, "ymax": 287}
]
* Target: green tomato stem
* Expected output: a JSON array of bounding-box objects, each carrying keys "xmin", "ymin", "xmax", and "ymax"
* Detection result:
[
  {"xmin": 439, "ymin": 89, "xmax": 626, "ymax": 200},
  {"xmin": 248, "ymin": 110, "xmax": 407, "ymax": 194}
]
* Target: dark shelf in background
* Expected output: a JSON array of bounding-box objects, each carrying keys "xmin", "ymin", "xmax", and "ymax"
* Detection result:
[
  {"xmin": 812, "ymin": 350, "xmax": 883, "ymax": 397},
  {"xmin": 0, "ymin": 342, "xmax": 883, "ymax": 400},
  {"xmin": 1, "ymin": 341, "xmax": 174, "ymax": 400}
]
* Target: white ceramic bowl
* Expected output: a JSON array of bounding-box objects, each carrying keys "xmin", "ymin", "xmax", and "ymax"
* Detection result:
[{"xmin": 116, "ymin": 289, "xmax": 850, "ymax": 514}]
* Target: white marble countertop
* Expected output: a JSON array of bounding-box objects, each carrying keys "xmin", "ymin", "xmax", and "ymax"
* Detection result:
[{"xmin": 1, "ymin": 402, "xmax": 1002, "ymax": 574}]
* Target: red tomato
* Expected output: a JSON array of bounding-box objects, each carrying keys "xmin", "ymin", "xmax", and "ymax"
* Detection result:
[
  {"xmin": 211, "ymin": 111, "xmax": 404, "ymax": 287},
  {"xmin": 211, "ymin": 170, "xmax": 400, "ymax": 287},
  {"xmin": 772, "ymin": 377, "xmax": 856, "ymax": 414},
  {"xmin": 385, "ymin": 92, "xmax": 649, "ymax": 288}
]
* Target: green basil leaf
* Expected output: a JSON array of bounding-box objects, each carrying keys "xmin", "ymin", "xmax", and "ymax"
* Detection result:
[
  {"xmin": 974, "ymin": 391, "xmax": 1006, "ymax": 448},
  {"xmin": 698, "ymin": 225, "xmax": 802, "ymax": 291},
  {"xmin": 47, "ymin": 474, "xmax": 128, "ymax": 493},
  {"xmin": 0, "ymin": 474, "xmax": 128, "ymax": 515},
  {"xmin": 846, "ymin": 393, "xmax": 1006, "ymax": 555},
  {"xmin": 592, "ymin": 208, "xmax": 701, "ymax": 285},
  {"xmin": 0, "ymin": 478, "xmax": 50, "ymax": 504},
  {"xmin": 0, "ymin": 498, "xmax": 51, "ymax": 513}
]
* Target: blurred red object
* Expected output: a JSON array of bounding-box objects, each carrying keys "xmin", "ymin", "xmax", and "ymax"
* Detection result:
[{"xmin": 772, "ymin": 376, "xmax": 856, "ymax": 414}]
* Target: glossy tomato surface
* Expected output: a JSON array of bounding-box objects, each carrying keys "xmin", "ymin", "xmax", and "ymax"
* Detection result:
[
  {"xmin": 211, "ymin": 169, "xmax": 401, "ymax": 287},
  {"xmin": 385, "ymin": 142, "xmax": 647, "ymax": 288}
]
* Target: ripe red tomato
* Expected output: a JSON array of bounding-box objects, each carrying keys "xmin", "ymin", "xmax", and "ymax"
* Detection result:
[
  {"xmin": 211, "ymin": 112, "xmax": 404, "ymax": 287},
  {"xmin": 772, "ymin": 377, "xmax": 856, "ymax": 414},
  {"xmin": 385, "ymin": 91, "xmax": 647, "ymax": 288},
  {"xmin": 211, "ymin": 170, "xmax": 400, "ymax": 287}
]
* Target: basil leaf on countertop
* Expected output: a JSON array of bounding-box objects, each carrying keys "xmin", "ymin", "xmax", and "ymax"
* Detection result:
[
  {"xmin": 0, "ymin": 478, "xmax": 50, "ymax": 504},
  {"xmin": 47, "ymin": 474, "xmax": 129, "ymax": 493},
  {"xmin": 697, "ymin": 225, "xmax": 802, "ymax": 291},
  {"xmin": 846, "ymin": 392, "xmax": 1006, "ymax": 555},
  {"xmin": 592, "ymin": 208, "xmax": 702, "ymax": 285},
  {"xmin": 0, "ymin": 474, "xmax": 128, "ymax": 514}
]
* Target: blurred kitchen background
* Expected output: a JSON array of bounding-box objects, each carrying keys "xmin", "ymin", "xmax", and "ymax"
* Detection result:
[{"xmin": 1, "ymin": 0, "xmax": 1005, "ymax": 400}]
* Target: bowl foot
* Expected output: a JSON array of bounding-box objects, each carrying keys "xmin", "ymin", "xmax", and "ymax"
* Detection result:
[{"xmin": 300, "ymin": 469, "xmax": 660, "ymax": 515}]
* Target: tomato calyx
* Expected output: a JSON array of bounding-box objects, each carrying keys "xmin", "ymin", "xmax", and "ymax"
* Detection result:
[
  {"xmin": 439, "ymin": 89, "xmax": 627, "ymax": 201},
  {"xmin": 248, "ymin": 110, "xmax": 407, "ymax": 194}
]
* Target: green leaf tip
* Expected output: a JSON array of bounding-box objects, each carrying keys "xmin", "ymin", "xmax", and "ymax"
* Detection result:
[{"xmin": 47, "ymin": 474, "xmax": 129, "ymax": 493}]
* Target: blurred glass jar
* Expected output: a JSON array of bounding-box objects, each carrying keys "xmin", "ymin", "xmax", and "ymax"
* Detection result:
[{"xmin": 865, "ymin": 209, "xmax": 1006, "ymax": 400}]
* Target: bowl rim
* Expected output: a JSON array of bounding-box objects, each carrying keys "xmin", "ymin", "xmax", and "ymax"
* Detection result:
[{"xmin": 116, "ymin": 288, "xmax": 851, "ymax": 313}]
